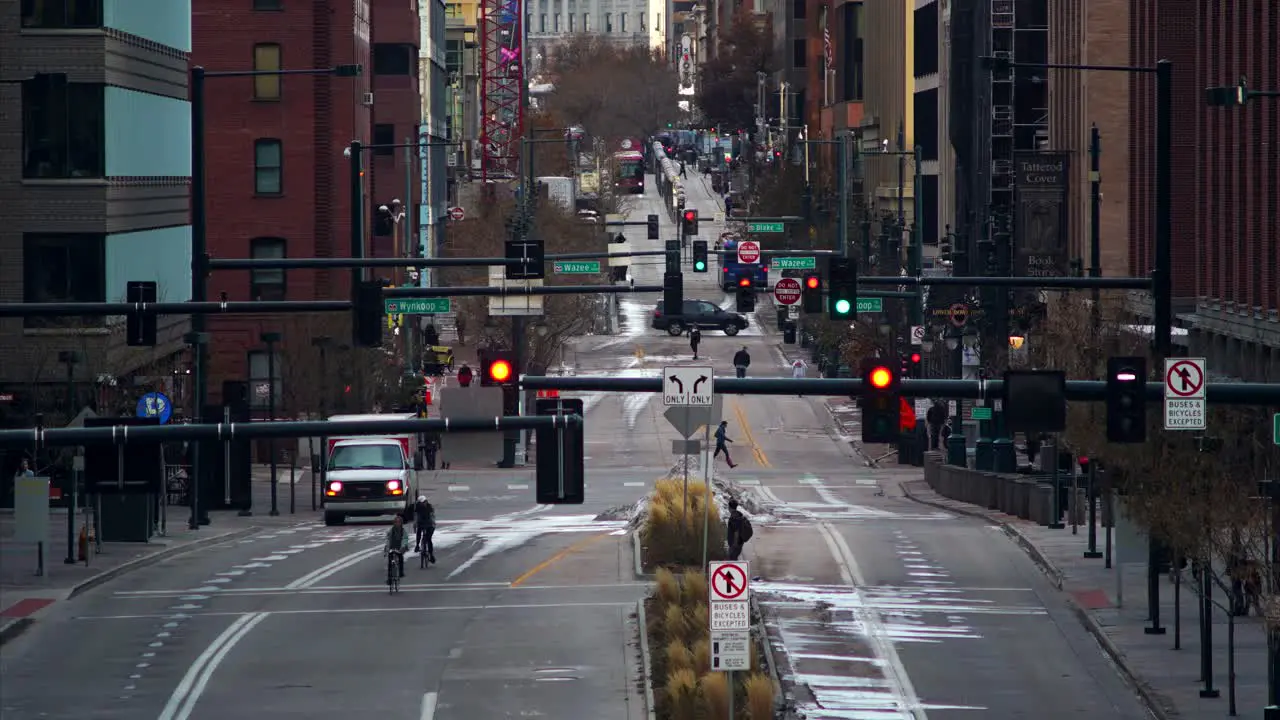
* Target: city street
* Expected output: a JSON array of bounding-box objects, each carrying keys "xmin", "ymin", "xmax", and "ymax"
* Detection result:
[{"xmin": 2, "ymin": 178, "xmax": 1150, "ymax": 720}]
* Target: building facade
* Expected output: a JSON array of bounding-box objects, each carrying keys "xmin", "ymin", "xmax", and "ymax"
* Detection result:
[
  {"xmin": 0, "ymin": 0, "xmax": 193, "ymax": 428},
  {"xmin": 856, "ymin": 0, "xmax": 914, "ymax": 220},
  {"xmin": 192, "ymin": 0, "xmax": 422, "ymax": 407}
]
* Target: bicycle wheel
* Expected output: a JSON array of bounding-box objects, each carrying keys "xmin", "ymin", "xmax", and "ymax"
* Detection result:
[
  {"xmin": 420, "ymin": 548, "xmax": 427, "ymax": 569},
  {"xmin": 388, "ymin": 558, "xmax": 398, "ymax": 594}
]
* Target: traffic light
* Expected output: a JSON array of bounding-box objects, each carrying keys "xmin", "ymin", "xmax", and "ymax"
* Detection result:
[
  {"xmin": 535, "ymin": 398, "xmax": 585, "ymax": 504},
  {"xmin": 828, "ymin": 257, "xmax": 857, "ymax": 319},
  {"xmin": 736, "ymin": 286, "xmax": 755, "ymax": 312},
  {"xmin": 126, "ymin": 280, "xmax": 157, "ymax": 347},
  {"xmin": 860, "ymin": 360, "xmax": 899, "ymax": 444},
  {"xmin": 505, "ymin": 238, "xmax": 545, "ymax": 279},
  {"xmin": 647, "ymin": 214, "xmax": 660, "ymax": 240},
  {"xmin": 801, "ymin": 274, "xmax": 822, "ymax": 314},
  {"xmin": 692, "ymin": 240, "xmax": 708, "ymax": 272},
  {"xmin": 479, "ymin": 350, "xmax": 518, "ymax": 386},
  {"xmin": 939, "ymin": 232, "xmax": 953, "ymax": 263},
  {"xmin": 681, "ymin": 208, "xmax": 699, "ymax": 237},
  {"xmin": 664, "ymin": 272, "xmax": 684, "ymax": 318},
  {"xmin": 903, "ymin": 352, "xmax": 922, "ymax": 378},
  {"xmin": 1106, "ymin": 356, "xmax": 1147, "ymax": 443},
  {"xmin": 353, "ymin": 280, "xmax": 384, "ymax": 347}
]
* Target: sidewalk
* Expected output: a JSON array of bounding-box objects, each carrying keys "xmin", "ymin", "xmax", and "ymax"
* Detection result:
[
  {"xmin": 901, "ymin": 478, "xmax": 1270, "ymax": 720},
  {"xmin": 0, "ymin": 510, "xmax": 271, "ymax": 646}
]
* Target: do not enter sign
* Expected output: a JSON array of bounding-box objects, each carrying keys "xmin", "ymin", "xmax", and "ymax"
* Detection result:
[
  {"xmin": 773, "ymin": 278, "xmax": 802, "ymax": 305},
  {"xmin": 737, "ymin": 240, "xmax": 761, "ymax": 264}
]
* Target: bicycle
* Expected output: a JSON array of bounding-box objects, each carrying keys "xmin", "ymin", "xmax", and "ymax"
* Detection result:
[{"xmin": 387, "ymin": 551, "xmax": 402, "ymax": 594}]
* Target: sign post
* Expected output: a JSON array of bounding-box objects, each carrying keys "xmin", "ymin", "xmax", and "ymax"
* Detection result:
[
  {"xmin": 1163, "ymin": 358, "xmax": 1207, "ymax": 431},
  {"xmin": 708, "ymin": 559, "xmax": 751, "ymax": 689}
]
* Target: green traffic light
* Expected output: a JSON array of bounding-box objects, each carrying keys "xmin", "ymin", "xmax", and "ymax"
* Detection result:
[
  {"xmin": 694, "ymin": 261, "xmax": 706, "ymax": 271},
  {"xmin": 834, "ymin": 298, "xmax": 852, "ymax": 315}
]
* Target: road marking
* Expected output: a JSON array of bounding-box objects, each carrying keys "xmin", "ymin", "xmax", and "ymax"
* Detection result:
[
  {"xmin": 507, "ymin": 483, "xmax": 529, "ymax": 490},
  {"xmin": 731, "ymin": 398, "xmax": 771, "ymax": 467},
  {"xmin": 113, "ymin": 581, "xmax": 649, "ymax": 599},
  {"xmin": 79, "ymin": 601, "xmax": 636, "ymax": 621},
  {"xmin": 285, "ymin": 546, "xmax": 382, "ymax": 589},
  {"xmin": 815, "ymin": 520, "xmax": 928, "ymax": 719},
  {"xmin": 448, "ymin": 485, "xmax": 469, "ymax": 492},
  {"xmin": 509, "ymin": 532, "xmax": 613, "ymax": 587},
  {"xmin": 623, "ymin": 481, "xmax": 647, "ymax": 487},
  {"xmin": 156, "ymin": 612, "xmax": 267, "ymax": 720},
  {"xmin": 420, "ymin": 692, "xmax": 438, "ymax": 720}
]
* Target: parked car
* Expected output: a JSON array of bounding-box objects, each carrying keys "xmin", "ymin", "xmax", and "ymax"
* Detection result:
[{"xmin": 652, "ymin": 299, "xmax": 749, "ymax": 336}]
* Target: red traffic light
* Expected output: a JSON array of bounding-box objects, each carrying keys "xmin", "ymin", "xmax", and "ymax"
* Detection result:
[
  {"xmin": 738, "ymin": 277, "xmax": 751, "ymax": 287},
  {"xmin": 804, "ymin": 275, "xmax": 820, "ymax": 289},
  {"xmin": 868, "ymin": 366, "xmax": 894, "ymax": 389},
  {"xmin": 910, "ymin": 353, "xmax": 922, "ymax": 363},
  {"xmin": 488, "ymin": 359, "xmax": 513, "ymax": 383},
  {"xmin": 683, "ymin": 210, "xmax": 696, "ymax": 222}
]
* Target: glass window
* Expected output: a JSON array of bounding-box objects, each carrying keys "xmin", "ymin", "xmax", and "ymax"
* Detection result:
[
  {"xmin": 373, "ymin": 123, "xmax": 394, "ymax": 155},
  {"xmin": 253, "ymin": 0, "xmax": 282, "ymax": 9},
  {"xmin": 793, "ymin": 38, "xmax": 806, "ymax": 68},
  {"xmin": 329, "ymin": 444, "xmax": 405, "ymax": 470},
  {"xmin": 793, "ymin": 0, "xmax": 805, "ymax": 19},
  {"xmin": 247, "ymin": 350, "xmax": 282, "ymax": 409},
  {"xmin": 445, "ymin": 2, "xmax": 462, "ymax": 17},
  {"xmin": 22, "ymin": 75, "xmax": 104, "ymax": 179},
  {"xmin": 605, "ymin": 12, "xmax": 612, "ymax": 31},
  {"xmin": 254, "ymin": 139, "xmax": 283, "ymax": 195},
  {"xmin": 554, "ymin": 13, "xmax": 560, "ymax": 31},
  {"xmin": 620, "ymin": 13, "xmax": 626, "ymax": 32},
  {"xmin": 22, "ymin": 233, "xmax": 106, "ymax": 329},
  {"xmin": 568, "ymin": 13, "xmax": 574, "ymax": 31},
  {"xmin": 249, "ymin": 237, "xmax": 286, "ymax": 300},
  {"xmin": 20, "ymin": 0, "xmax": 102, "ymax": 28},
  {"xmin": 583, "ymin": 13, "xmax": 589, "ymax": 31},
  {"xmin": 253, "ymin": 43, "xmax": 282, "ymax": 100},
  {"xmin": 373, "ymin": 43, "xmax": 416, "ymax": 76}
]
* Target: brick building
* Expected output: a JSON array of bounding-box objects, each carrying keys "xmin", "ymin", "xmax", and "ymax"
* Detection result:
[
  {"xmin": 192, "ymin": 0, "xmax": 422, "ymax": 409},
  {"xmin": 0, "ymin": 0, "xmax": 193, "ymax": 431},
  {"xmin": 1048, "ymin": 0, "xmax": 1278, "ymax": 378}
]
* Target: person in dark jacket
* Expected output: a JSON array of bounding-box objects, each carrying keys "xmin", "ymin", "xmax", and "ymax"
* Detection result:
[
  {"xmin": 714, "ymin": 421, "xmax": 737, "ymax": 468},
  {"xmin": 732, "ymin": 346, "xmax": 751, "ymax": 378},
  {"xmin": 925, "ymin": 402, "xmax": 948, "ymax": 449},
  {"xmin": 726, "ymin": 499, "xmax": 750, "ymax": 560},
  {"xmin": 413, "ymin": 495, "xmax": 436, "ymax": 564},
  {"xmin": 689, "ymin": 327, "xmax": 702, "ymax": 360}
]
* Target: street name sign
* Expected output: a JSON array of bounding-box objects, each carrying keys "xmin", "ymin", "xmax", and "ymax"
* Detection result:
[
  {"xmin": 737, "ymin": 240, "xmax": 761, "ymax": 264},
  {"xmin": 384, "ymin": 298, "xmax": 451, "ymax": 315},
  {"xmin": 1274, "ymin": 413, "xmax": 1279, "ymax": 445},
  {"xmin": 1164, "ymin": 357, "xmax": 1207, "ymax": 431},
  {"xmin": 774, "ymin": 256, "xmax": 816, "ymax": 270},
  {"xmin": 710, "ymin": 630, "xmax": 751, "ymax": 671},
  {"xmin": 710, "ymin": 601, "xmax": 750, "ymax": 630},
  {"xmin": 857, "ymin": 297, "xmax": 883, "ymax": 313},
  {"xmin": 709, "ymin": 560, "xmax": 750, "ymax": 600},
  {"xmin": 553, "ymin": 260, "xmax": 600, "ymax": 274},
  {"xmin": 971, "ymin": 406, "xmax": 993, "ymax": 421},
  {"xmin": 663, "ymin": 366, "xmax": 714, "ymax": 406},
  {"xmin": 773, "ymin": 278, "xmax": 802, "ymax": 305},
  {"xmin": 747, "ymin": 222, "xmax": 784, "ymax": 233}
]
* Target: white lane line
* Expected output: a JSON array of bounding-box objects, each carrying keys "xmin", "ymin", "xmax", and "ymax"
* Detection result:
[
  {"xmin": 447, "ymin": 485, "xmax": 469, "ymax": 492},
  {"xmin": 156, "ymin": 612, "xmax": 268, "ymax": 720},
  {"xmin": 285, "ymin": 546, "xmax": 382, "ymax": 589},
  {"xmin": 82, "ymin": 601, "xmax": 636, "ymax": 621},
  {"xmin": 113, "ymin": 581, "xmax": 648, "ymax": 599},
  {"xmin": 420, "ymin": 691, "xmax": 438, "ymax": 720},
  {"xmin": 507, "ymin": 484, "xmax": 529, "ymax": 490},
  {"xmin": 622, "ymin": 482, "xmax": 647, "ymax": 487}
]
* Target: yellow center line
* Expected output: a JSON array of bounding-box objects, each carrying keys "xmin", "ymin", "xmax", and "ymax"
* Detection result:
[
  {"xmin": 730, "ymin": 398, "xmax": 772, "ymax": 468},
  {"xmin": 509, "ymin": 532, "xmax": 613, "ymax": 587}
]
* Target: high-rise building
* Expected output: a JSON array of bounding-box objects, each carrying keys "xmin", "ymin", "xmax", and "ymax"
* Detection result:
[
  {"xmin": 0, "ymin": 0, "xmax": 194, "ymax": 427},
  {"xmin": 192, "ymin": 0, "xmax": 423, "ymax": 407}
]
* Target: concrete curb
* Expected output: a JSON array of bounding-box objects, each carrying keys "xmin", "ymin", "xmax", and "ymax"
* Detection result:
[
  {"xmin": 632, "ymin": 530, "xmax": 652, "ymax": 580},
  {"xmin": 898, "ymin": 482, "xmax": 1174, "ymax": 720},
  {"xmin": 67, "ymin": 526, "xmax": 262, "ymax": 600},
  {"xmin": 0, "ymin": 618, "xmax": 34, "ymax": 647},
  {"xmin": 750, "ymin": 593, "xmax": 789, "ymax": 717},
  {"xmin": 636, "ymin": 598, "xmax": 657, "ymax": 720}
]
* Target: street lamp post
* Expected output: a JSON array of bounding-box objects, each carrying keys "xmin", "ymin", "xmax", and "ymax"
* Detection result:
[
  {"xmin": 57, "ymin": 350, "xmax": 81, "ymax": 564},
  {"xmin": 310, "ymin": 335, "xmax": 332, "ymax": 512},
  {"xmin": 261, "ymin": 331, "xmax": 282, "ymax": 516},
  {"xmin": 188, "ymin": 62, "xmax": 361, "ymax": 530}
]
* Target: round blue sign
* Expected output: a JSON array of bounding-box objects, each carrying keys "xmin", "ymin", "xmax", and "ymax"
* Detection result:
[{"xmin": 136, "ymin": 391, "xmax": 173, "ymax": 425}]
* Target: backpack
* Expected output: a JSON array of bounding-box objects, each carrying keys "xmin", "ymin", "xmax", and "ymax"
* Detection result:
[{"xmin": 738, "ymin": 514, "xmax": 754, "ymax": 543}]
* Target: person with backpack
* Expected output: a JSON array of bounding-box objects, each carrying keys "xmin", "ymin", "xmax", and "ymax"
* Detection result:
[
  {"xmin": 732, "ymin": 346, "xmax": 751, "ymax": 379},
  {"xmin": 413, "ymin": 495, "xmax": 437, "ymax": 564},
  {"xmin": 713, "ymin": 421, "xmax": 737, "ymax": 468},
  {"xmin": 726, "ymin": 499, "xmax": 753, "ymax": 560}
]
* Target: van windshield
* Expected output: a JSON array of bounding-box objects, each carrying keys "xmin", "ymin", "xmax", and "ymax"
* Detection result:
[{"xmin": 329, "ymin": 444, "xmax": 403, "ymax": 471}]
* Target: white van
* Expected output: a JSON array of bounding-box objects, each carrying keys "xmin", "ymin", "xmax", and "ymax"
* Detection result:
[{"xmin": 322, "ymin": 413, "xmax": 422, "ymax": 526}]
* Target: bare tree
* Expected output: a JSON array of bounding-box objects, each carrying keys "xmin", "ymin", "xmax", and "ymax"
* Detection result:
[
  {"xmin": 697, "ymin": 9, "xmax": 775, "ymax": 131},
  {"xmin": 544, "ymin": 35, "xmax": 680, "ymax": 142}
]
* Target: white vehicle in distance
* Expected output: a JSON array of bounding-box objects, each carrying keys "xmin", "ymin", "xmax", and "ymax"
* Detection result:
[{"xmin": 322, "ymin": 413, "xmax": 422, "ymax": 526}]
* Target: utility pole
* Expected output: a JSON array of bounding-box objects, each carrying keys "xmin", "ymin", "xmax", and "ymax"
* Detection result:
[
  {"xmin": 910, "ymin": 144, "xmax": 924, "ymax": 327},
  {"xmin": 837, "ymin": 134, "xmax": 849, "ymax": 258}
]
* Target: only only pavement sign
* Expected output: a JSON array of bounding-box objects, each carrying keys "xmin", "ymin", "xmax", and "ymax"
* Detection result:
[
  {"xmin": 709, "ymin": 560, "xmax": 750, "ymax": 600},
  {"xmin": 663, "ymin": 366, "xmax": 714, "ymax": 406},
  {"xmin": 1164, "ymin": 357, "xmax": 1207, "ymax": 431}
]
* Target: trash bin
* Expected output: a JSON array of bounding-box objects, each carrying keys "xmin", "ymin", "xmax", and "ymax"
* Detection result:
[{"xmin": 782, "ymin": 324, "xmax": 797, "ymax": 344}]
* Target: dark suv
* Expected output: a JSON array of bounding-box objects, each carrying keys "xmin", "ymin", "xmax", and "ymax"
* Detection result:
[{"xmin": 652, "ymin": 300, "xmax": 749, "ymax": 336}]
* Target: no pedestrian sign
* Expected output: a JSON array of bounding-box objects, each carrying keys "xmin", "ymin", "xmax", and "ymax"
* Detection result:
[
  {"xmin": 709, "ymin": 560, "xmax": 750, "ymax": 600},
  {"xmin": 1164, "ymin": 357, "xmax": 1207, "ymax": 431}
]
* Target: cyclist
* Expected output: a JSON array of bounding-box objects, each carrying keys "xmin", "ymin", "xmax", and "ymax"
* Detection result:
[
  {"xmin": 414, "ymin": 495, "xmax": 437, "ymax": 565},
  {"xmin": 384, "ymin": 515, "xmax": 410, "ymax": 580}
]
